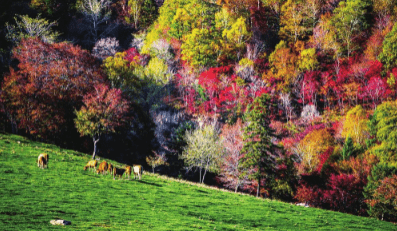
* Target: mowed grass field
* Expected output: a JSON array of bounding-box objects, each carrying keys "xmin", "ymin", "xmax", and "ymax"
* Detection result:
[{"xmin": 0, "ymin": 133, "xmax": 396, "ymax": 230}]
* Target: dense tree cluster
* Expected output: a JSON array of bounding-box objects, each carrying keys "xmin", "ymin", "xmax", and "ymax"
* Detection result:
[{"xmin": 2, "ymin": 0, "xmax": 397, "ymax": 221}]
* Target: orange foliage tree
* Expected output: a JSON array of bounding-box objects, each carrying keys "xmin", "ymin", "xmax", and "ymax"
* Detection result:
[{"xmin": 263, "ymin": 40, "xmax": 299, "ymax": 93}]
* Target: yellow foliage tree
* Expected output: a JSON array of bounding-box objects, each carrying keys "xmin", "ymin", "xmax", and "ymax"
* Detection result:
[
  {"xmin": 221, "ymin": 16, "xmax": 252, "ymax": 60},
  {"xmin": 103, "ymin": 52, "xmax": 139, "ymax": 94},
  {"xmin": 297, "ymin": 48, "xmax": 319, "ymax": 72},
  {"xmin": 342, "ymin": 105, "xmax": 369, "ymax": 146},
  {"xmin": 296, "ymin": 128, "xmax": 334, "ymax": 172},
  {"xmin": 279, "ymin": 0, "xmax": 307, "ymax": 43}
]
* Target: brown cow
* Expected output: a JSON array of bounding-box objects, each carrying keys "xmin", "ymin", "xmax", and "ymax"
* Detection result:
[
  {"xmin": 125, "ymin": 166, "xmax": 132, "ymax": 180},
  {"xmin": 96, "ymin": 161, "xmax": 108, "ymax": 174},
  {"xmin": 133, "ymin": 165, "xmax": 142, "ymax": 180},
  {"xmin": 84, "ymin": 160, "xmax": 97, "ymax": 171},
  {"xmin": 107, "ymin": 163, "xmax": 113, "ymax": 175}
]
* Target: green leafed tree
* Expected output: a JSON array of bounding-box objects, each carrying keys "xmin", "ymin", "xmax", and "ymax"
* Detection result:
[
  {"xmin": 102, "ymin": 51, "xmax": 141, "ymax": 97},
  {"xmin": 74, "ymin": 84, "xmax": 130, "ymax": 159},
  {"xmin": 125, "ymin": 0, "xmax": 157, "ymax": 29},
  {"xmin": 341, "ymin": 136, "xmax": 354, "ymax": 161},
  {"xmin": 181, "ymin": 28, "xmax": 221, "ymax": 67},
  {"xmin": 168, "ymin": 0, "xmax": 218, "ymax": 39},
  {"xmin": 368, "ymin": 100, "xmax": 397, "ymax": 166},
  {"xmin": 5, "ymin": 14, "xmax": 60, "ymax": 45},
  {"xmin": 30, "ymin": 0, "xmax": 77, "ymax": 16},
  {"xmin": 279, "ymin": 0, "xmax": 307, "ymax": 43},
  {"xmin": 127, "ymin": 0, "xmax": 143, "ymax": 29},
  {"xmin": 133, "ymin": 56, "xmax": 173, "ymax": 110},
  {"xmin": 78, "ymin": 0, "xmax": 111, "ymax": 44},
  {"xmin": 378, "ymin": 22, "xmax": 397, "ymax": 70},
  {"xmin": 221, "ymin": 16, "xmax": 252, "ymax": 60},
  {"xmin": 181, "ymin": 124, "xmax": 225, "ymax": 183},
  {"xmin": 331, "ymin": 0, "xmax": 370, "ymax": 57},
  {"xmin": 241, "ymin": 93, "xmax": 280, "ymax": 197}
]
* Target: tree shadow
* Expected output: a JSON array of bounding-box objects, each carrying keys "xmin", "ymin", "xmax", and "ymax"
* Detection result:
[
  {"xmin": 197, "ymin": 189, "xmax": 208, "ymax": 194},
  {"xmin": 136, "ymin": 180, "xmax": 162, "ymax": 187}
]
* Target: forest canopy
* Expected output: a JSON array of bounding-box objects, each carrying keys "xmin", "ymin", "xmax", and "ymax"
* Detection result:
[{"xmin": 2, "ymin": 0, "xmax": 397, "ymax": 222}]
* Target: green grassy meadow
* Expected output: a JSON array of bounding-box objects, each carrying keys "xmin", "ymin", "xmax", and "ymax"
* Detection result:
[{"xmin": 0, "ymin": 133, "xmax": 396, "ymax": 230}]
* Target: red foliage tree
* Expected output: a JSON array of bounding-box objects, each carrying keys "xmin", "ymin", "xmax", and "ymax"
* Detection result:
[
  {"xmin": 197, "ymin": 66, "xmax": 270, "ymax": 119},
  {"xmin": 300, "ymin": 71, "xmax": 321, "ymax": 106},
  {"xmin": 74, "ymin": 84, "xmax": 130, "ymax": 159},
  {"xmin": 296, "ymin": 172, "xmax": 368, "ymax": 215},
  {"xmin": 175, "ymin": 71, "xmax": 198, "ymax": 114},
  {"xmin": 321, "ymin": 173, "xmax": 367, "ymax": 215},
  {"xmin": 319, "ymin": 70, "xmax": 336, "ymax": 110},
  {"xmin": 1, "ymin": 38, "xmax": 104, "ymax": 140},
  {"xmin": 315, "ymin": 147, "xmax": 334, "ymax": 174},
  {"xmin": 198, "ymin": 66, "xmax": 244, "ymax": 116},
  {"xmin": 124, "ymin": 47, "xmax": 144, "ymax": 65},
  {"xmin": 362, "ymin": 76, "xmax": 389, "ymax": 108},
  {"xmin": 198, "ymin": 67, "xmax": 223, "ymax": 113},
  {"xmin": 295, "ymin": 184, "xmax": 321, "ymax": 206}
]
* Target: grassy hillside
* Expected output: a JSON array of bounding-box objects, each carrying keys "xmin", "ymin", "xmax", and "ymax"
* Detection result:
[{"xmin": 0, "ymin": 133, "xmax": 395, "ymax": 230}]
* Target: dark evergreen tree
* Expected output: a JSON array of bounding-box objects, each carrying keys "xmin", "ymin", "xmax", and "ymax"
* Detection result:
[
  {"xmin": 241, "ymin": 93, "xmax": 279, "ymax": 197},
  {"xmin": 341, "ymin": 136, "xmax": 354, "ymax": 160},
  {"xmin": 364, "ymin": 163, "xmax": 397, "ymax": 219}
]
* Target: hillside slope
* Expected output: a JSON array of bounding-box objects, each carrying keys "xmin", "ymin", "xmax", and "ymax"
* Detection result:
[{"xmin": 0, "ymin": 133, "xmax": 395, "ymax": 230}]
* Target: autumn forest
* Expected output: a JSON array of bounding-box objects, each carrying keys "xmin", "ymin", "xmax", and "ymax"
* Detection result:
[{"xmin": 1, "ymin": 0, "xmax": 397, "ymax": 222}]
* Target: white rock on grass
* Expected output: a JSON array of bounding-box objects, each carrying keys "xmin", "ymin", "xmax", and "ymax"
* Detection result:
[
  {"xmin": 50, "ymin": 220, "xmax": 71, "ymax": 225},
  {"xmin": 296, "ymin": 203, "xmax": 310, "ymax": 207}
]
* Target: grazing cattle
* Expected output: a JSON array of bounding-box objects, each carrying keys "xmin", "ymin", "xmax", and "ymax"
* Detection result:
[
  {"xmin": 107, "ymin": 163, "xmax": 113, "ymax": 174},
  {"xmin": 84, "ymin": 160, "xmax": 97, "ymax": 171},
  {"xmin": 96, "ymin": 161, "xmax": 108, "ymax": 174},
  {"xmin": 37, "ymin": 153, "xmax": 49, "ymax": 169},
  {"xmin": 133, "ymin": 165, "xmax": 142, "ymax": 180},
  {"xmin": 42, "ymin": 153, "xmax": 49, "ymax": 163},
  {"xmin": 125, "ymin": 166, "xmax": 131, "ymax": 180},
  {"xmin": 112, "ymin": 167, "xmax": 125, "ymax": 180}
]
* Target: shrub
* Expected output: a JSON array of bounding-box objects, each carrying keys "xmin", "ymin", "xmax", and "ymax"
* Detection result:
[
  {"xmin": 92, "ymin": 37, "xmax": 119, "ymax": 60},
  {"xmin": 300, "ymin": 104, "xmax": 320, "ymax": 122},
  {"xmin": 367, "ymin": 175, "xmax": 397, "ymax": 221}
]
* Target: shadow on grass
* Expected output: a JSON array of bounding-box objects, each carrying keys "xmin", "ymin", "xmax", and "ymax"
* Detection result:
[
  {"xmin": 197, "ymin": 189, "xmax": 208, "ymax": 194},
  {"xmin": 136, "ymin": 180, "xmax": 162, "ymax": 187}
]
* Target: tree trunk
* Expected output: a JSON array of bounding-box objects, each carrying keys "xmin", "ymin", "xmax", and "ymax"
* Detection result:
[
  {"xmin": 235, "ymin": 180, "xmax": 239, "ymax": 193},
  {"xmin": 256, "ymin": 176, "xmax": 261, "ymax": 197},
  {"xmin": 92, "ymin": 136, "xmax": 100, "ymax": 159},
  {"xmin": 199, "ymin": 167, "xmax": 202, "ymax": 183},
  {"xmin": 202, "ymin": 168, "xmax": 207, "ymax": 184}
]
